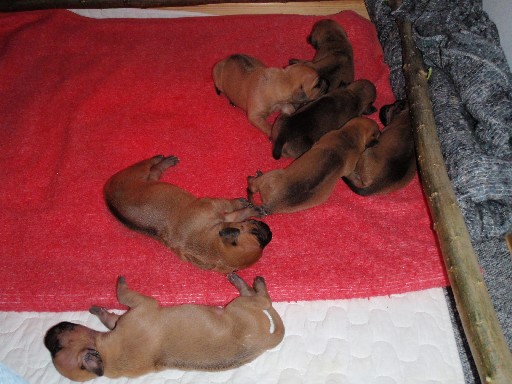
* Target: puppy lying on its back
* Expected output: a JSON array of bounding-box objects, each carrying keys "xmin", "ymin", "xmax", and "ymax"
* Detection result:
[
  {"xmin": 271, "ymin": 79, "xmax": 377, "ymax": 159},
  {"xmin": 213, "ymin": 54, "xmax": 327, "ymax": 137},
  {"xmin": 289, "ymin": 19, "xmax": 354, "ymax": 91},
  {"xmin": 44, "ymin": 274, "xmax": 284, "ymax": 381},
  {"xmin": 343, "ymin": 100, "xmax": 417, "ymax": 195},
  {"xmin": 104, "ymin": 155, "xmax": 271, "ymax": 273},
  {"xmin": 248, "ymin": 117, "xmax": 380, "ymax": 215}
]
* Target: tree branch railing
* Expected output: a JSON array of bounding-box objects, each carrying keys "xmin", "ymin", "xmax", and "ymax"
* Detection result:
[{"xmin": 388, "ymin": 1, "xmax": 512, "ymax": 382}]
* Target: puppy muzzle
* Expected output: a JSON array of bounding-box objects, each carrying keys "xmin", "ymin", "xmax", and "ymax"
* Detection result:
[{"xmin": 249, "ymin": 220, "xmax": 272, "ymax": 248}]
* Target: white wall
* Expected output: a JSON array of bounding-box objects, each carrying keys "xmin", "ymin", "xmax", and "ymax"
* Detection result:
[{"xmin": 483, "ymin": 0, "xmax": 512, "ymax": 69}]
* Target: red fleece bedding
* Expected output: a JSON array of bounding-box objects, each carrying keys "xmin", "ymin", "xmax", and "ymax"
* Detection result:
[{"xmin": 0, "ymin": 10, "xmax": 447, "ymax": 312}]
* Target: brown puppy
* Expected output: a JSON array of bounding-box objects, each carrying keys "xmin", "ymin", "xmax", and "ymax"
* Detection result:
[
  {"xmin": 289, "ymin": 19, "xmax": 354, "ymax": 91},
  {"xmin": 271, "ymin": 79, "xmax": 377, "ymax": 159},
  {"xmin": 343, "ymin": 100, "xmax": 417, "ymax": 195},
  {"xmin": 248, "ymin": 117, "xmax": 380, "ymax": 215},
  {"xmin": 44, "ymin": 274, "xmax": 285, "ymax": 381},
  {"xmin": 213, "ymin": 53, "xmax": 327, "ymax": 137},
  {"xmin": 104, "ymin": 155, "xmax": 271, "ymax": 273}
]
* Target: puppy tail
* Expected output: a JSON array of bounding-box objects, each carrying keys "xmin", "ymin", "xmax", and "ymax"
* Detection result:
[{"xmin": 272, "ymin": 136, "xmax": 285, "ymax": 160}]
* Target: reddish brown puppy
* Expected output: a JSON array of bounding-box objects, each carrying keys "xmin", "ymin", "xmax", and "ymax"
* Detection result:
[
  {"xmin": 271, "ymin": 79, "xmax": 377, "ymax": 159},
  {"xmin": 44, "ymin": 274, "xmax": 284, "ymax": 382},
  {"xmin": 248, "ymin": 117, "xmax": 380, "ymax": 215},
  {"xmin": 213, "ymin": 53, "xmax": 327, "ymax": 137},
  {"xmin": 343, "ymin": 100, "xmax": 417, "ymax": 195},
  {"xmin": 289, "ymin": 19, "xmax": 354, "ymax": 91},
  {"xmin": 104, "ymin": 155, "xmax": 271, "ymax": 273}
]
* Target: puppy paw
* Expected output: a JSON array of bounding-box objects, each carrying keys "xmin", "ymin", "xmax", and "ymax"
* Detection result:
[
  {"xmin": 117, "ymin": 276, "xmax": 127, "ymax": 286},
  {"xmin": 162, "ymin": 155, "xmax": 179, "ymax": 167},
  {"xmin": 236, "ymin": 197, "xmax": 251, "ymax": 207},
  {"xmin": 89, "ymin": 305, "xmax": 104, "ymax": 315},
  {"xmin": 254, "ymin": 205, "xmax": 270, "ymax": 217},
  {"xmin": 253, "ymin": 276, "xmax": 266, "ymax": 286}
]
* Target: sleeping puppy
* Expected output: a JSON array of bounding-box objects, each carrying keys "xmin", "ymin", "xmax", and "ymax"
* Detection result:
[
  {"xmin": 289, "ymin": 19, "xmax": 354, "ymax": 91},
  {"xmin": 271, "ymin": 79, "xmax": 377, "ymax": 159},
  {"xmin": 343, "ymin": 100, "xmax": 417, "ymax": 195},
  {"xmin": 213, "ymin": 53, "xmax": 327, "ymax": 137},
  {"xmin": 44, "ymin": 274, "xmax": 284, "ymax": 381},
  {"xmin": 104, "ymin": 155, "xmax": 271, "ymax": 273},
  {"xmin": 248, "ymin": 117, "xmax": 380, "ymax": 215}
]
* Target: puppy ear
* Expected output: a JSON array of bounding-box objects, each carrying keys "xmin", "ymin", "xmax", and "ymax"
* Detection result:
[
  {"xmin": 219, "ymin": 227, "xmax": 240, "ymax": 241},
  {"xmin": 366, "ymin": 138, "xmax": 380, "ymax": 148},
  {"xmin": 379, "ymin": 105, "xmax": 391, "ymax": 125},
  {"xmin": 307, "ymin": 33, "xmax": 317, "ymax": 48},
  {"xmin": 316, "ymin": 77, "xmax": 330, "ymax": 92},
  {"xmin": 82, "ymin": 349, "xmax": 104, "ymax": 377},
  {"xmin": 363, "ymin": 104, "xmax": 377, "ymax": 115},
  {"xmin": 292, "ymin": 88, "xmax": 308, "ymax": 103}
]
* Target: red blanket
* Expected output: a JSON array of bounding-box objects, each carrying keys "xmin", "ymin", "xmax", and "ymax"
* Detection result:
[{"xmin": 0, "ymin": 10, "xmax": 447, "ymax": 312}]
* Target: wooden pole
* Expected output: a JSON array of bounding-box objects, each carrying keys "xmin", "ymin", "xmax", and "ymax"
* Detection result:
[
  {"xmin": 389, "ymin": 2, "xmax": 512, "ymax": 382},
  {"xmin": 1, "ymin": 0, "xmax": 339, "ymax": 12}
]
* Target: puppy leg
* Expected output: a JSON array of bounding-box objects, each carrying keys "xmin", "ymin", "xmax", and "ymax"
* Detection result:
[
  {"xmin": 89, "ymin": 306, "xmax": 120, "ymax": 330},
  {"xmin": 226, "ymin": 197, "xmax": 253, "ymax": 212},
  {"xmin": 227, "ymin": 273, "xmax": 256, "ymax": 297},
  {"xmin": 248, "ymin": 112, "xmax": 272, "ymax": 137},
  {"xmin": 228, "ymin": 274, "xmax": 272, "ymax": 301},
  {"xmin": 223, "ymin": 204, "xmax": 266, "ymax": 221},
  {"xmin": 219, "ymin": 195, "xmax": 266, "ymax": 221},
  {"xmin": 148, "ymin": 155, "xmax": 179, "ymax": 181},
  {"xmin": 247, "ymin": 171, "xmax": 263, "ymax": 204},
  {"xmin": 252, "ymin": 276, "xmax": 271, "ymax": 299},
  {"xmin": 116, "ymin": 276, "xmax": 158, "ymax": 309}
]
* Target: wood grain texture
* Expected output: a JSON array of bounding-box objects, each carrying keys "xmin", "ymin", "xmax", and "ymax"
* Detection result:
[
  {"xmin": 161, "ymin": 1, "xmax": 369, "ymax": 18},
  {"xmin": 1, "ymin": 0, "xmax": 368, "ymax": 18}
]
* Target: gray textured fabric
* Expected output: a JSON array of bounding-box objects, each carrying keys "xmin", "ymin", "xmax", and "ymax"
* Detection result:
[
  {"xmin": 365, "ymin": 0, "xmax": 512, "ymax": 242},
  {"xmin": 363, "ymin": 1, "xmax": 512, "ymax": 382}
]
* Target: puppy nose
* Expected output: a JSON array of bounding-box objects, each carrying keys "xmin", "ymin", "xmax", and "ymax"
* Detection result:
[{"xmin": 250, "ymin": 220, "xmax": 272, "ymax": 248}]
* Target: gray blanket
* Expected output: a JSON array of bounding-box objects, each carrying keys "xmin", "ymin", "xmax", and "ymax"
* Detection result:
[
  {"xmin": 365, "ymin": 0, "xmax": 512, "ymax": 242},
  {"xmin": 363, "ymin": 1, "xmax": 512, "ymax": 382}
]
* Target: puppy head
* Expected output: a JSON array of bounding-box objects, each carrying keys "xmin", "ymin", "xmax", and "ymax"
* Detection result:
[
  {"xmin": 45, "ymin": 322, "xmax": 103, "ymax": 382},
  {"xmin": 347, "ymin": 79, "xmax": 377, "ymax": 115},
  {"xmin": 284, "ymin": 64, "xmax": 328, "ymax": 103},
  {"xmin": 307, "ymin": 19, "xmax": 348, "ymax": 48},
  {"xmin": 344, "ymin": 117, "xmax": 381, "ymax": 148},
  {"xmin": 379, "ymin": 99, "xmax": 409, "ymax": 126},
  {"xmin": 360, "ymin": 118, "xmax": 381, "ymax": 148},
  {"xmin": 216, "ymin": 220, "xmax": 272, "ymax": 272}
]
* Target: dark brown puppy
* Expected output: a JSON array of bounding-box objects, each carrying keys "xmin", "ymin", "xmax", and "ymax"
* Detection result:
[
  {"xmin": 271, "ymin": 79, "xmax": 377, "ymax": 159},
  {"xmin": 289, "ymin": 19, "xmax": 354, "ymax": 91},
  {"xmin": 44, "ymin": 274, "xmax": 284, "ymax": 381},
  {"xmin": 213, "ymin": 54, "xmax": 327, "ymax": 137},
  {"xmin": 343, "ymin": 100, "xmax": 417, "ymax": 195},
  {"xmin": 104, "ymin": 155, "xmax": 271, "ymax": 273},
  {"xmin": 248, "ymin": 117, "xmax": 380, "ymax": 215}
]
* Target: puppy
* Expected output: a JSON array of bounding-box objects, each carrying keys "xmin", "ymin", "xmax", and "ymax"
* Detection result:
[
  {"xmin": 289, "ymin": 19, "xmax": 354, "ymax": 91},
  {"xmin": 343, "ymin": 100, "xmax": 417, "ymax": 195},
  {"xmin": 248, "ymin": 117, "xmax": 380, "ymax": 215},
  {"xmin": 213, "ymin": 53, "xmax": 327, "ymax": 137},
  {"xmin": 44, "ymin": 274, "xmax": 285, "ymax": 381},
  {"xmin": 271, "ymin": 79, "xmax": 377, "ymax": 159},
  {"xmin": 104, "ymin": 155, "xmax": 271, "ymax": 273}
]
